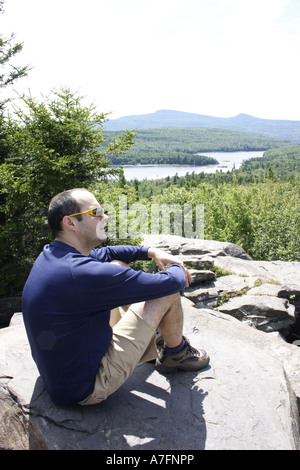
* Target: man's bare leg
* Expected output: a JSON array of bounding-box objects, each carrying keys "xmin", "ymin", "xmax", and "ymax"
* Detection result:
[
  {"xmin": 131, "ymin": 293, "xmax": 209, "ymax": 372},
  {"xmin": 109, "ymin": 260, "xmax": 209, "ymax": 371},
  {"xmin": 110, "ymin": 260, "xmax": 184, "ymax": 347},
  {"xmin": 130, "ymin": 293, "xmax": 184, "ymax": 348}
]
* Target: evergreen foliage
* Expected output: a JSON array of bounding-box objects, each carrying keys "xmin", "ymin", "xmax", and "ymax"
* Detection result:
[
  {"xmin": 144, "ymin": 179, "xmax": 299, "ymax": 262},
  {"xmin": 0, "ymin": 89, "xmax": 135, "ymax": 295}
]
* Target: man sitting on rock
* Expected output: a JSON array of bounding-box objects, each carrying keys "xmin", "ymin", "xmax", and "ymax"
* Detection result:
[{"xmin": 22, "ymin": 188, "xmax": 209, "ymax": 406}]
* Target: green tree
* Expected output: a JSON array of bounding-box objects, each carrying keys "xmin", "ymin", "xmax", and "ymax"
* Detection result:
[
  {"xmin": 0, "ymin": 0, "xmax": 32, "ymax": 296},
  {"xmin": 0, "ymin": 88, "xmax": 135, "ymax": 295},
  {"xmin": 148, "ymin": 179, "xmax": 300, "ymax": 262}
]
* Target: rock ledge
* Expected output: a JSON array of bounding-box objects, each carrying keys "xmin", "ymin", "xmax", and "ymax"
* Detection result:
[{"xmin": 1, "ymin": 235, "xmax": 300, "ymax": 450}]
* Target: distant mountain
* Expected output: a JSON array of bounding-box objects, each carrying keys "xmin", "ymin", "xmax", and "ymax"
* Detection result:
[{"xmin": 104, "ymin": 110, "xmax": 300, "ymax": 142}]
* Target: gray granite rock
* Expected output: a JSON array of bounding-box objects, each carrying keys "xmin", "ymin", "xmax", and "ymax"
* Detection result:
[
  {"xmin": 1, "ymin": 235, "xmax": 300, "ymax": 450},
  {"xmin": 217, "ymin": 294, "xmax": 295, "ymax": 331},
  {"xmin": 142, "ymin": 235, "xmax": 300, "ymax": 334},
  {"xmin": 0, "ymin": 305, "xmax": 300, "ymax": 450}
]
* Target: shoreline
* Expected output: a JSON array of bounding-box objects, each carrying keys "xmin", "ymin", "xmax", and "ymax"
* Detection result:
[
  {"xmin": 111, "ymin": 162, "xmax": 219, "ymax": 168},
  {"xmin": 114, "ymin": 150, "xmax": 265, "ymax": 181}
]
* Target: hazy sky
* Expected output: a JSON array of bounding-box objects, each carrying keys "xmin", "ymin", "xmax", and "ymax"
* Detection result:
[{"xmin": 1, "ymin": 0, "xmax": 300, "ymax": 121}]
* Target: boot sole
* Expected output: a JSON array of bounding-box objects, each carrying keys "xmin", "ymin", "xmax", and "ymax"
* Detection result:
[{"xmin": 156, "ymin": 356, "xmax": 210, "ymax": 374}]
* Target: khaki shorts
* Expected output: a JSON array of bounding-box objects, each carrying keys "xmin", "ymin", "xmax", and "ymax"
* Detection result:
[{"xmin": 78, "ymin": 308, "xmax": 158, "ymax": 406}]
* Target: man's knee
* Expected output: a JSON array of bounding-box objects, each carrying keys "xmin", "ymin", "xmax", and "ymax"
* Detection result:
[
  {"xmin": 132, "ymin": 292, "xmax": 182, "ymax": 330},
  {"xmin": 144, "ymin": 292, "xmax": 180, "ymax": 312}
]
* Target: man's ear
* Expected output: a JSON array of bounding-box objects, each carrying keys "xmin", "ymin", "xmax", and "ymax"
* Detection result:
[{"xmin": 61, "ymin": 215, "xmax": 76, "ymax": 232}]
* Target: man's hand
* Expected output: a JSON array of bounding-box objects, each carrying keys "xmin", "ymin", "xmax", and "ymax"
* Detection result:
[{"xmin": 147, "ymin": 247, "xmax": 192, "ymax": 288}]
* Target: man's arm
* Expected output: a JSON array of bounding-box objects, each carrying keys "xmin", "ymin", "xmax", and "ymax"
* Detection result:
[
  {"xmin": 91, "ymin": 244, "xmax": 149, "ymax": 264},
  {"xmin": 92, "ymin": 244, "xmax": 191, "ymax": 288},
  {"xmin": 147, "ymin": 247, "xmax": 192, "ymax": 288},
  {"xmin": 74, "ymin": 255, "xmax": 187, "ymax": 311}
]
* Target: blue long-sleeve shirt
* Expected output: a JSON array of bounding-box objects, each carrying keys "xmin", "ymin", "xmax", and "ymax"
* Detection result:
[{"xmin": 22, "ymin": 240, "xmax": 186, "ymax": 405}]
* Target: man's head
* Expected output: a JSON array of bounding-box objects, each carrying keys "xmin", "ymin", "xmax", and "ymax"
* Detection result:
[
  {"xmin": 48, "ymin": 188, "xmax": 108, "ymax": 253},
  {"xmin": 48, "ymin": 189, "xmax": 84, "ymax": 238}
]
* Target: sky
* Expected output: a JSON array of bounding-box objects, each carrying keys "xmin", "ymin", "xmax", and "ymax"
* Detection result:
[{"xmin": 1, "ymin": 0, "xmax": 300, "ymax": 121}]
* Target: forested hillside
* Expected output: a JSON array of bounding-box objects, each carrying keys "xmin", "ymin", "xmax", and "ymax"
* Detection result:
[
  {"xmin": 238, "ymin": 145, "xmax": 300, "ymax": 179},
  {"xmin": 105, "ymin": 127, "xmax": 291, "ymax": 166}
]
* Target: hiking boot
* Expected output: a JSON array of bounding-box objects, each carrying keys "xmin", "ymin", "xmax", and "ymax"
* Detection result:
[
  {"xmin": 155, "ymin": 338, "xmax": 210, "ymax": 374},
  {"xmin": 155, "ymin": 333, "xmax": 164, "ymax": 352}
]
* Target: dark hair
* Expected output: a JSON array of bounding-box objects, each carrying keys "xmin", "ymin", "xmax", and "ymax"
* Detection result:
[{"xmin": 47, "ymin": 189, "xmax": 85, "ymax": 238}]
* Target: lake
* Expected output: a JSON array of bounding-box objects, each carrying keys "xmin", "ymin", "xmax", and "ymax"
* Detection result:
[{"xmin": 122, "ymin": 151, "xmax": 265, "ymax": 181}]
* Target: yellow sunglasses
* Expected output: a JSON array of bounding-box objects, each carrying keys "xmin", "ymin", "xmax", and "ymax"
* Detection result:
[{"xmin": 68, "ymin": 207, "xmax": 105, "ymax": 218}]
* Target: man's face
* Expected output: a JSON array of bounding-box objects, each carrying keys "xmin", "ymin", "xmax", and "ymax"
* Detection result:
[{"xmin": 72, "ymin": 190, "xmax": 108, "ymax": 245}]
